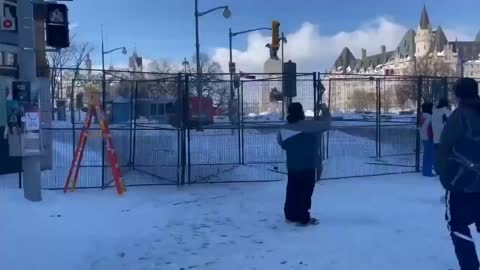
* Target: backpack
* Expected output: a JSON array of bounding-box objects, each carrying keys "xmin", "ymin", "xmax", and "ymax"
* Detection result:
[{"xmin": 445, "ymin": 115, "xmax": 480, "ymax": 192}]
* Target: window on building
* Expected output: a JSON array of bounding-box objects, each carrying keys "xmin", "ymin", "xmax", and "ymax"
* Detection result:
[
  {"xmin": 0, "ymin": 52, "xmax": 4, "ymax": 65},
  {"xmin": 5, "ymin": 53, "xmax": 17, "ymax": 66}
]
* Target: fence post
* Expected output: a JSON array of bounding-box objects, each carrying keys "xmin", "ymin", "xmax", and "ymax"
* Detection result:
[
  {"xmin": 70, "ymin": 79, "xmax": 76, "ymax": 161},
  {"xmin": 51, "ymin": 68, "xmax": 56, "ymax": 120},
  {"xmin": 415, "ymin": 76, "xmax": 423, "ymax": 172},
  {"xmin": 128, "ymin": 81, "xmax": 134, "ymax": 168},
  {"xmin": 326, "ymin": 78, "xmax": 332, "ymax": 159},
  {"xmin": 240, "ymin": 80, "xmax": 245, "ymax": 165},
  {"xmin": 101, "ymin": 79, "xmax": 106, "ymax": 189},
  {"xmin": 132, "ymin": 81, "xmax": 138, "ymax": 170},
  {"xmin": 313, "ymin": 72, "xmax": 318, "ymax": 119},
  {"xmin": 181, "ymin": 73, "xmax": 189, "ymax": 185},
  {"xmin": 237, "ymin": 83, "xmax": 242, "ymax": 165},
  {"xmin": 376, "ymin": 78, "xmax": 382, "ymax": 159}
]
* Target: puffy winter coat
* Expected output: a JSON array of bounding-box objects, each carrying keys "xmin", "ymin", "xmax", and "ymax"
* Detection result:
[
  {"xmin": 277, "ymin": 117, "xmax": 331, "ymax": 172},
  {"xmin": 432, "ymin": 107, "xmax": 451, "ymax": 144},
  {"xmin": 419, "ymin": 113, "xmax": 433, "ymax": 141},
  {"xmin": 436, "ymin": 99, "xmax": 480, "ymax": 192}
]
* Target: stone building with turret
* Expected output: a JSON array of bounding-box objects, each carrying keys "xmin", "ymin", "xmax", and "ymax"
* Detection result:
[{"xmin": 327, "ymin": 6, "xmax": 480, "ymax": 112}]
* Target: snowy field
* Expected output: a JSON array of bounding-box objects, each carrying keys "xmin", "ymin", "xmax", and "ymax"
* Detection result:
[{"xmin": 0, "ymin": 174, "xmax": 468, "ymax": 270}]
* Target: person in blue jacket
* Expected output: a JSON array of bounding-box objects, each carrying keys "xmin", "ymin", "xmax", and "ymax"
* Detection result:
[{"xmin": 277, "ymin": 102, "xmax": 331, "ymax": 226}]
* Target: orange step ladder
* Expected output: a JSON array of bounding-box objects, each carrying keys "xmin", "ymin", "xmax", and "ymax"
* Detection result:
[{"xmin": 64, "ymin": 88, "xmax": 126, "ymax": 195}]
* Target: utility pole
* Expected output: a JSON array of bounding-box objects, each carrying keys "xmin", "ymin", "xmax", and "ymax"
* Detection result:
[{"xmin": 18, "ymin": 0, "xmax": 42, "ymax": 201}]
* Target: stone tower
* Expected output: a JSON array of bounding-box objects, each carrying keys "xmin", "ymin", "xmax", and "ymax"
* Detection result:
[{"xmin": 415, "ymin": 5, "xmax": 433, "ymax": 57}]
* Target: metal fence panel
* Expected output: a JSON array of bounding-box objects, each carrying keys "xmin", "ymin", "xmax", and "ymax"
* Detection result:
[{"xmin": 7, "ymin": 68, "xmax": 475, "ymax": 190}]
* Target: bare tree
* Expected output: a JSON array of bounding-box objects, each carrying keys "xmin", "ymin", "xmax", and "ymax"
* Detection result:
[
  {"xmin": 136, "ymin": 59, "xmax": 179, "ymax": 98},
  {"xmin": 349, "ymin": 90, "xmax": 376, "ymax": 112},
  {"xmin": 395, "ymin": 84, "xmax": 413, "ymax": 111},
  {"xmin": 398, "ymin": 57, "xmax": 456, "ymax": 104},
  {"xmin": 48, "ymin": 47, "xmax": 72, "ymax": 99},
  {"xmin": 415, "ymin": 57, "xmax": 456, "ymax": 77},
  {"xmin": 381, "ymin": 91, "xmax": 393, "ymax": 113},
  {"xmin": 68, "ymin": 42, "xmax": 94, "ymax": 111},
  {"xmin": 147, "ymin": 59, "xmax": 173, "ymax": 75},
  {"xmin": 187, "ymin": 53, "xmax": 228, "ymax": 111}
]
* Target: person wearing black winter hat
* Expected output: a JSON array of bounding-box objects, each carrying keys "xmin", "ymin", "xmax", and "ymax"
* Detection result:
[
  {"xmin": 436, "ymin": 78, "xmax": 480, "ymax": 270},
  {"xmin": 277, "ymin": 102, "xmax": 331, "ymax": 226}
]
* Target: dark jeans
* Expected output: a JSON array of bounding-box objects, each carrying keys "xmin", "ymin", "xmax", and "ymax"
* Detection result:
[
  {"xmin": 446, "ymin": 191, "xmax": 480, "ymax": 270},
  {"xmin": 284, "ymin": 169, "xmax": 316, "ymax": 224},
  {"xmin": 422, "ymin": 140, "xmax": 435, "ymax": 176}
]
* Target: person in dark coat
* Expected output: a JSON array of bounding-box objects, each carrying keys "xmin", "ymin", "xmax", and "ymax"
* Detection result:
[
  {"xmin": 436, "ymin": 78, "xmax": 480, "ymax": 270},
  {"xmin": 277, "ymin": 102, "xmax": 331, "ymax": 225}
]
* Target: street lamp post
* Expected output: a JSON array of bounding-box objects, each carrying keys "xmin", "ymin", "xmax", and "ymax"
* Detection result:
[
  {"xmin": 100, "ymin": 25, "xmax": 127, "ymax": 188},
  {"xmin": 280, "ymin": 32, "xmax": 287, "ymax": 73},
  {"xmin": 101, "ymin": 26, "xmax": 127, "ymax": 107},
  {"xmin": 280, "ymin": 32, "xmax": 288, "ymax": 116},
  {"xmin": 194, "ymin": 0, "xmax": 231, "ymax": 95},
  {"xmin": 228, "ymin": 27, "xmax": 272, "ymax": 99}
]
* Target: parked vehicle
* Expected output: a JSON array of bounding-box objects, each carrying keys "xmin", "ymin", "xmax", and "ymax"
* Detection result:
[{"xmin": 168, "ymin": 96, "xmax": 214, "ymax": 128}]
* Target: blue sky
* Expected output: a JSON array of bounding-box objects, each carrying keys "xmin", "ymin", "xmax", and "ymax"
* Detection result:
[{"xmin": 69, "ymin": 0, "xmax": 480, "ymax": 71}]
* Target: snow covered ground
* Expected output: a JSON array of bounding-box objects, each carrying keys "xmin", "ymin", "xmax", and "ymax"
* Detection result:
[{"xmin": 0, "ymin": 174, "xmax": 467, "ymax": 270}]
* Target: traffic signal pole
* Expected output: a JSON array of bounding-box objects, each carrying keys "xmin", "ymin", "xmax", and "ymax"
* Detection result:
[{"xmin": 18, "ymin": 0, "xmax": 42, "ymax": 201}]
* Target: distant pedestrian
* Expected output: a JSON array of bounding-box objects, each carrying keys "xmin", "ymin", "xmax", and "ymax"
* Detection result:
[
  {"xmin": 432, "ymin": 98, "xmax": 452, "ymax": 150},
  {"xmin": 277, "ymin": 102, "xmax": 331, "ymax": 226},
  {"xmin": 419, "ymin": 101, "xmax": 434, "ymax": 177},
  {"xmin": 432, "ymin": 98, "xmax": 451, "ymax": 202},
  {"xmin": 436, "ymin": 78, "xmax": 480, "ymax": 270}
]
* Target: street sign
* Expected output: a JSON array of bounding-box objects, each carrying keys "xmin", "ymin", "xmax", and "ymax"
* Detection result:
[
  {"xmin": 1, "ymin": 0, "xmax": 17, "ymax": 32},
  {"xmin": 12, "ymin": 81, "xmax": 31, "ymax": 105},
  {"xmin": 25, "ymin": 112, "xmax": 40, "ymax": 131}
]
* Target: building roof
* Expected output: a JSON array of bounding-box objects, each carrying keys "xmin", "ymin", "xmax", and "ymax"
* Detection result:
[
  {"xmin": 419, "ymin": 5, "xmax": 431, "ymax": 30},
  {"xmin": 397, "ymin": 29, "xmax": 416, "ymax": 57},
  {"xmin": 334, "ymin": 29, "xmax": 416, "ymax": 72},
  {"xmin": 432, "ymin": 26, "xmax": 448, "ymax": 52},
  {"xmin": 334, "ymin": 47, "xmax": 357, "ymax": 70},
  {"xmin": 449, "ymin": 41, "xmax": 480, "ymax": 61},
  {"xmin": 357, "ymin": 51, "xmax": 395, "ymax": 70}
]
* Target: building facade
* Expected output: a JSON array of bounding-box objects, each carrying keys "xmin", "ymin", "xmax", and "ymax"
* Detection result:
[{"xmin": 327, "ymin": 6, "xmax": 480, "ymax": 113}]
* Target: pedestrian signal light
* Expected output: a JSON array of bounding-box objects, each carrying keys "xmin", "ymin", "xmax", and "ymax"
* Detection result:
[{"xmin": 46, "ymin": 3, "xmax": 70, "ymax": 48}]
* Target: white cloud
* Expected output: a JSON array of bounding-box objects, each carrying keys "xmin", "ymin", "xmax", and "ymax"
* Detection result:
[
  {"xmin": 212, "ymin": 17, "xmax": 408, "ymax": 73},
  {"xmin": 211, "ymin": 17, "xmax": 474, "ymax": 73}
]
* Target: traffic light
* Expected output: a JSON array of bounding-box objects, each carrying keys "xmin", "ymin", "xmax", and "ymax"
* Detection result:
[
  {"xmin": 46, "ymin": 3, "xmax": 70, "ymax": 48},
  {"xmin": 272, "ymin": 20, "xmax": 280, "ymax": 49},
  {"xmin": 283, "ymin": 61, "xmax": 297, "ymax": 98}
]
